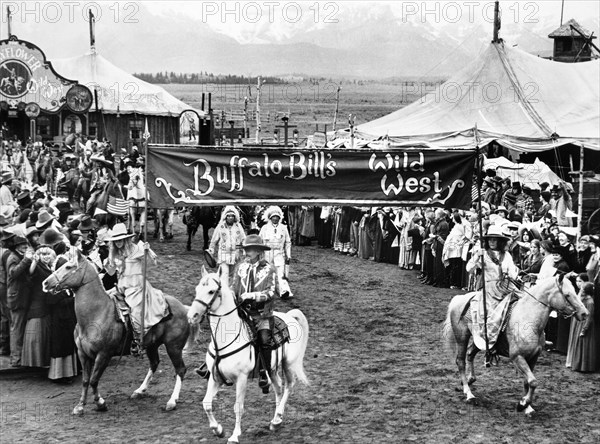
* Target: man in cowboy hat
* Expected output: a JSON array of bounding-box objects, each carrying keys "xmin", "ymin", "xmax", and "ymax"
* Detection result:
[
  {"xmin": 259, "ymin": 206, "xmax": 293, "ymax": 299},
  {"xmin": 207, "ymin": 205, "xmax": 245, "ymax": 282},
  {"xmin": 235, "ymin": 234, "xmax": 277, "ymax": 392},
  {"xmin": 549, "ymin": 181, "xmax": 573, "ymax": 227}
]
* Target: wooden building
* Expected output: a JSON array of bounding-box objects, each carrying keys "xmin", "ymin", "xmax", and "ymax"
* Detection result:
[{"xmin": 548, "ymin": 19, "xmax": 598, "ymax": 63}]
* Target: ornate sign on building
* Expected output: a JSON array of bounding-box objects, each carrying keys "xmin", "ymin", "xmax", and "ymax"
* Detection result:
[{"xmin": 0, "ymin": 36, "xmax": 91, "ymax": 113}]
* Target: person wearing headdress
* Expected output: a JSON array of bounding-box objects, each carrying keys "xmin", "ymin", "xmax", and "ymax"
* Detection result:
[
  {"xmin": 259, "ymin": 206, "xmax": 293, "ymax": 299},
  {"xmin": 105, "ymin": 223, "xmax": 169, "ymax": 350},
  {"xmin": 207, "ymin": 206, "xmax": 245, "ymax": 282},
  {"xmin": 466, "ymin": 225, "xmax": 519, "ymax": 351}
]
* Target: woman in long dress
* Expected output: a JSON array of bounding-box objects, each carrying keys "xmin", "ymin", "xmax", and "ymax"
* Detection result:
[
  {"xmin": 106, "ymin": 223, "xmax": 169, "ymax": 345},
  {"xmin": 566, "ymin": 281, "xmax": 598, "ymax": 372}
]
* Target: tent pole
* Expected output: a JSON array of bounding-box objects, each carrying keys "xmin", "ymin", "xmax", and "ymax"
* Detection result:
[
  {"xmin": 474, "ymin": 130, "xmax": 491, "ymax": 367},
  {"xmin": 577, "ymin": 144, "xmax": 584, "ymax": 241}
]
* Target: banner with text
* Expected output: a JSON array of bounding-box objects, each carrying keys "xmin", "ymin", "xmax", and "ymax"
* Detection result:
[{"xmin": 147, "ymin": 146, "xmax": 477, "ymax": 209}]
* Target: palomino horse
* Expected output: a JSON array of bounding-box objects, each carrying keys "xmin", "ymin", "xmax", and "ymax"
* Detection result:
[
  {"xmin": 182, "ymin": 206, "xmax": 221, "ymax": 251},
  {"xmin": 187, "ymin": 266, "xmax": 309, "ymax": 443},
  {"xmin": 443, "ymin": 275, "xmax": 588, "ymax": 416},
  {"xmin": 43, "ymin": 250, "xmax": 191, "ymax": 415}
]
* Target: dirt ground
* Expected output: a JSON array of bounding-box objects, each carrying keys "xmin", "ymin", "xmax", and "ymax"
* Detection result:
[{"xmin": 1, "ymin": 218, "xmax": 600, "ymax": 443}]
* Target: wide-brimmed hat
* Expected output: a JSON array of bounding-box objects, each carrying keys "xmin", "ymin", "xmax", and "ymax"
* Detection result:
[
  {"xmin": 242, "ymin": 234, "xmax": 270, "ymax": 251},
  {"xmin": 10, "ymin": 235, "xmax": 28, "ymax": 247},
  {"xmin": 203, "ymin": 250, "xmax": 217, "ymax": 268},
  {"xmin": 38, "ymin": 228, "xmax": 64, "ymax": 247},
  {"xmin": 105, "ymin": 223, "xmax": 134, "ymax": 241},
  {"xmin": 17, "ymin": 191, "xmax": 32, "ymax": 208},
  {"xmin": 78, "ymin": 215, "xmax": 96, "ymax": 232},
  {"xmin": 494, "ymin": 205, "xmax": 508, "ymax": 215},
  {"xmin": 483, "ymin": 225, "xmax": 509, "ymax": 241},
  {"xmin": 90, "ymin": 153, "xmax": 113, "ymax": 166},
  {"xmin": 265, "ymin": 206, "xmax": 284, "ymax": 221},
  {"xmin": 35, "ymin": 210, "xmax": 56, "ymax": 229},
  {"xmin": 1, "ymin": 171, "xmax": 14, "ymax": 184}
]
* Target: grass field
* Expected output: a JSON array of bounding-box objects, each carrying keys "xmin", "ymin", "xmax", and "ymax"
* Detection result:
[{"xmin": 162, "ymin": 81, "xmax": 437, "ymax": 141}]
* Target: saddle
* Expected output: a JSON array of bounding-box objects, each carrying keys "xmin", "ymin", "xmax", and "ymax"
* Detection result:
[{"xmin": 107, "ymin": 288, "xmax": 131, "ymax": 329}]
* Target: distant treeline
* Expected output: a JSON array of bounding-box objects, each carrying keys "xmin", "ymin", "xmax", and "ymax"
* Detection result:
[{"xmin": 133, "ymin": 72, "xmax": 289, "ymax": 84}]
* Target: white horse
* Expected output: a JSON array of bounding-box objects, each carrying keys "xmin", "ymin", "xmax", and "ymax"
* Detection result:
[
  {"xmin": 187, "ymin": 266, "xmax": 309, "ymax": 444},
  {"xmin": 443, "ymin": 275, "xmax": 588, "ymax": 416}
]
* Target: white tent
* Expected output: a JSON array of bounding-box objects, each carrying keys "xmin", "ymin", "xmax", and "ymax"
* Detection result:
[
  {"xmin": 333, "ymin": 42, "xmax": 600, "ymax": 152},
  {"xmin": 483, "ymin": 156, "xmax": 562, "ymax": 189},
  {"xmin": 52, "ymin": 51, "xmax": 203, "ymax": 117}
]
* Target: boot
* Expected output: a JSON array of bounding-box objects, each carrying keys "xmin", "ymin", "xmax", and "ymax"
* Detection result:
[{"xmin": 258, "ymin": 346, "xmax": 271, "ymax": 393}]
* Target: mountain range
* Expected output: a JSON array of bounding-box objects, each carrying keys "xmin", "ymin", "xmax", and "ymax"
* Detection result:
[{"xmin": 7, "ymin": 2, "xmax": 599, "ymax": 79}]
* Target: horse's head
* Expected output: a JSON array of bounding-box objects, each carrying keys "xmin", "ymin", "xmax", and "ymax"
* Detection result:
[
  {"xmin": 548, "ymin": 274, "xmax": 588, "ymax": 321},
  {"xmin": 43, "ymin": 250, "xmax": 89, "ymax": 294},
  {"xmin": 187, "ymin": 265, "xmax": 226, "ymax": 324}
]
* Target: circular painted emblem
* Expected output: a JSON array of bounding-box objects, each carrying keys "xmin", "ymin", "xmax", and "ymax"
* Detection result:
[
  {"xmin": 66, "ymin": 84, "xmax": 93, "ymax": 113},
  {"xmin": 25, "ymin": 102, "xmax": 40, "ymax": 119},
  {"xmin": 0, "ymin": 60, "xmax": 32, "ymax": 99}
]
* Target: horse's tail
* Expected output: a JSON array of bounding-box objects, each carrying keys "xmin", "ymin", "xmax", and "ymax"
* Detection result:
[
  {"xmin": 182, "ymin": 304, "xmax": 200, "ymax": 352},
  {"xmin": 286, "ymin": 308, "xmax": 309, "ymax": 386}
]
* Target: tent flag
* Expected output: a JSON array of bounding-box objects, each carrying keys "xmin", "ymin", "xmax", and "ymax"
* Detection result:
[
  {"xmin": 143, "ymin": 118, "xmax": 151, "ymax": 140},
  {"xmin": 147, "ymin": 145, "xmax": 477, "ymax": 209}
]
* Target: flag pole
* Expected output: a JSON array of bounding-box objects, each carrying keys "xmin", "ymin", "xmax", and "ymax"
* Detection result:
[
  {"xmin": 474, "ymin": 126, "xmax": 491, "ymax": 367},
  {"xmin": 140, "ymin": 140, "xmax": 149, "ymax": 347}
]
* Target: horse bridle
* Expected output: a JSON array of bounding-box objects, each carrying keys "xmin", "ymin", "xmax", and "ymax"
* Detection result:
[
  {"xmin": 193, "ymin": 276, "xmax": 223, "ymax": 313},
  {"xmin": 50, "ymin": 258, "xmax": 96, "ymax": 294},
  {"xmin": 521, "ymin": 275, "xmax": 577, "ymax": 318}
]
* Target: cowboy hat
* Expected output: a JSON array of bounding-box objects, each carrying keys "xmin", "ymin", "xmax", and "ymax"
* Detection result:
[
  {"xmin": 78, "ymin": 215, "xmax": 96, "ymax": 232},
  {"xmin": 37, "ymin": 228, "xmax": 64, "ymax": 247},
  {"xmin": 483, "ymin": 225, "xmax": 509, "ymax": 241},
  {"xmin": 90, "ymin": 153, "xmax": 113, "ymax": 165},
  {"xmin": 105, "ymin": 223, "xmax": 135, "ymax": 241},
  {"xmin": 17, "ymin": 191, "xmax": 32, "ymax": 208},
  {"xmin": 1, "ymin": 171, "xmax": 14, "ymax": 184},
  {"xmin": 265, "ymin": 206, "xmax": 284, "ymax": 221},
  {"xmin": 10, "ymin": 235, "xmax": 28, "ymax": 248},
  {"xmin": 242, "ymin": 234, "xmax": 270, "ymax": 251},
  {"xmin": 35, "ymin": 210, "xmax": 56, "ymax": 229}
]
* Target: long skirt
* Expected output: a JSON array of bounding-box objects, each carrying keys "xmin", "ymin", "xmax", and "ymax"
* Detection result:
[
  {"xmin": 48, "ymin": 353, "xmax": 78, "ymax": 380},
  {"xmin": 358, "ymin": 222, "xmax": 373, "ymax": 259},
  {"xmin": 21, "ymin": 316, "xmax": 51, "ymax": 367},
  {"xmin": 566, "ymin": 317, "xmax": 599, "ymax": 372}
]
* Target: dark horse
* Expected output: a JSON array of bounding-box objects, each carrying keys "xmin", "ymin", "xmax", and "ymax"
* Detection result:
[
  {"xmin": 43, "ymin": 250, "xmax": 190, "ymax": 415},
  {"xmin": 182, "ymin": 206, "xmax": 221, "ymax": 251}
]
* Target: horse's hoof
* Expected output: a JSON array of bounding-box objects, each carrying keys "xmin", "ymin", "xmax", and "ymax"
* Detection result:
[
  {"xmin": 131, "ymin": 391, "xmax": 145, "ymax": 399},
  {"xmin": 212, "ymin": 424, "xmax": 225, "ymax": 438},
  {"xmin": 270, "ymin": 420, "xmax": 282, "ymax": 431},
  {"xmin": 165, "ymin": 401, "xmax": 177, "ymax": 411},
  {"xmin": 516, "ymin": 401, "xmax": 528, "ymax": 412},
  {"xmin": 227, "ymin": 438, "xmax": 239, "ymax": 444},
  {"xmin": 96, "ymin": 402, "xmax": 107, "ymax": 412},
  {"xmin": 186, "ymin": 244, "xmax": 191, "ymax": 251},
  {"xmin": 466, "ymin": 397, "xmax": 478, "ymax": 405},
  {"xmin": 524, "ymin": 406, "xmax": 536, "ymax": 418},
  {"xmin": 72, "ymin": 405, "xmax": 84, "ymax": 416}
]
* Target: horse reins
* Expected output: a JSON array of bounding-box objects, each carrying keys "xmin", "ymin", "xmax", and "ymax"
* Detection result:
[{"xmin": 509, "ymin": 275, "xmax": 576, "ymax": 318}]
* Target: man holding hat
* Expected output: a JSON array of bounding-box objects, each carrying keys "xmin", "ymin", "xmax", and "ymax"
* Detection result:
[
  {"xmin": 234, "ymin": 234, "xmax": 277, "ymax": 392},
  {"xmin": 549, "ymin": 181, "xmax": 573, "ymax": 227},
  {"xmin": 259, "ymin": 206, "xmax": 293, "ymax": 299}
]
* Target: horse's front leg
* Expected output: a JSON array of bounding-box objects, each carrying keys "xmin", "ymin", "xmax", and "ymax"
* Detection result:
[
  {"xmin": 203, "ymin": 376, "xmax": 224, "ymax": 438},
  {"xmin": 229, "ymin": 374, "xmax": 249, "ymax": 443},
  {"xmin": 132, "ymin": 345, "xmax": 159, "ymax": 399},
  {"xmin": 203, "ymin": 225, "xmax": 210, "ymax": 251},
  {"xmin": 512, "ymin": 354, "xmax": 539, "ymax": 416},
  {"xmin": 89, "ymin": 352, "xmax": 113, "ymax": 412},
  {"xmin": 73, "ymin": 346, "xmax": 93, "ymax": 415}
]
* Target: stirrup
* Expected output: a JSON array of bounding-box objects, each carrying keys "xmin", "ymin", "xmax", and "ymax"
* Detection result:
[{"xmin": 195, "ymin": 362, "xmax": 210, "ymax": 379}]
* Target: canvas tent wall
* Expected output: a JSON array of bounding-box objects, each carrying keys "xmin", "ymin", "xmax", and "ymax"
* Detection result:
[
  {"xmin": 333, "ymin": 42, "xmax": 600, "ymax": 154},
  {"xmin": 483, "ymin": 156, "xmax": 562, "ymax": 190},
  {"xmin": 52, "ymin": 51, "xmax": 204, "ymax": 148}
]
